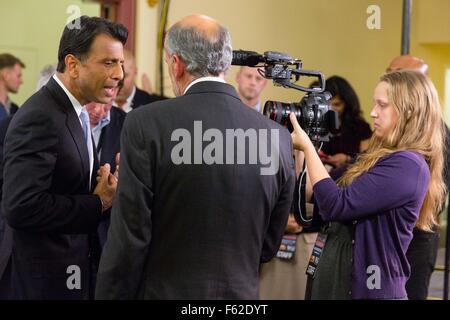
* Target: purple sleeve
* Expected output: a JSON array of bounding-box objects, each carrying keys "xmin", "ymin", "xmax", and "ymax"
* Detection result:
[{"xmin": 312, "ymin": 152, "xmax": 429, "ymax": 222}]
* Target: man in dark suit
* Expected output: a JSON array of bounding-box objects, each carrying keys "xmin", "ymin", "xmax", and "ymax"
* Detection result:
[
  {"xmin": 114, "ymin": 49, "xmax": 166, "ymax": 112},
  {"xmin": 0, "ymin": 54, "xmax": 26, "ymax": 297},
  {"xmin": 2, "ymin": 16, "xmax": 124, "ymax": 299},
  {"xmin": 86, "ymin": 98, "xmax": 127, "ymax": 247},
  {"xmin": 0, "ymin": 115, "xmax": 14, "ymax": 299},
  {"xmin": 95, "ymin": 14, "xmax": 295, "ymax": 299},
  {"xmin": 0, "ymin": 53, "xmax": 25, "ymax": 119}
]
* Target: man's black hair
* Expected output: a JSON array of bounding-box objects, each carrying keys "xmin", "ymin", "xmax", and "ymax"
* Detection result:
[{"xmin": 57, "ymin": 16, "xmax": 128, "ymax": 73}]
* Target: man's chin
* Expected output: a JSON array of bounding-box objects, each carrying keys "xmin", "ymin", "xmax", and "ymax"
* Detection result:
[
  {"xmin": 243, "ymin": 94, "xmax": 256, "ymax": 100},
  {"xmin": 242, "ymin": 90, "xmax": 257, "ymax": 99},
  {"xmin": 96, "ymin": 96, "xmax": 113, "ymax": 104}
]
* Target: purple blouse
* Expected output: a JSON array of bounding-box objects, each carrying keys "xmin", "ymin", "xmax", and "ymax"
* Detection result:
[{"xmin": 313, "ymin": 151, "xmax": 429, "ymax": 299}]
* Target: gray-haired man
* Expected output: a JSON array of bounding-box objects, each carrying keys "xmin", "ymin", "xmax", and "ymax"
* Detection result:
[{"xmin": 95, "ymin": 14, "xmax": 295, "ymax": 299}]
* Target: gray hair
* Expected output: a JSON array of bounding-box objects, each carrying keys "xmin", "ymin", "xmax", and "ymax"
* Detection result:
[
  {"xmin": 165, "ymin": 24, "xmax": 232, "ymax": 77},
  {"xmin": 36, "ymin": 64, "xmax": 56, "ymax": 92}
]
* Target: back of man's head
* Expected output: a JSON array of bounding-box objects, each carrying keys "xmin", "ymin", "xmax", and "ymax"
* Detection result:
[
  {"xmin": 165, "ymin": 15, "xmax": 232, "ymax": 78},
  {"xmin": 0, "ymin": 53, "xmax": 25, "ymax": 71},
  {"xmin": 386, "ymin": 54, "xmax": 428, "ymax": 74},
  {"xmin": 57, "ymin": 15, "xmax": 128, "ymax": 73}
]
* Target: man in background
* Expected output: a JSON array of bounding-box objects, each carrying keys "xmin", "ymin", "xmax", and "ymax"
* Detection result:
[
  {"xmin": 235, "ymin": 66, "xmax": 267, "ymax": 112},
  {"xmin": 86, "ymin": 86, "xmax": 126, "ymax": 248},
  {"xmin": 386, "ymin": 55, "xmax": 429, "ymax": 74},
  {"xmin": 0, "ymin": 53, "xmax": 25, "ymax": 119},
  {"xmin": 35, "ymin": 64, "xmax": 57, "ymax": 92},
  {"xmin": 114, "ymin": 49, "xmax": 166, "ymax": 112},
  {"xmin": 0, "ymin": 53, "xmax": 25, "ymax": 299}
]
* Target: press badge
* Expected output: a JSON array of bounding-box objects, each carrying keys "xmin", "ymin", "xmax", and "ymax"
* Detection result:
[
  {"xmin": 276, "ymin": 234, "xmax": 297, "ymax": 260},
  {"xmin": 305, "ymin": 231, "xmax": 328, "ymax": 278}
]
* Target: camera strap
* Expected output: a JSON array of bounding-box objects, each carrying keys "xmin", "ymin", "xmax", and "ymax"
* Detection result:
[
  {"xmin": 299, "ymin": 160, "xmax": 308, "ymax": 222},
  {"xmin": 293, "ymin": 158, "xmax": 312, "ymax": 226},
  {"xmin": 305, "ymin": 225, "xmax": 329, "ymax": 279}
]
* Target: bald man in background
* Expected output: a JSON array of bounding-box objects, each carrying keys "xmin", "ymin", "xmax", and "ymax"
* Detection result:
[
  {"xmin": 387, "ymin": 54, "xmax": 450, "ymax": 300},
  {"xmin": 386, "ymin": 54, "xmax": 429, "ymax": 74},
  {"xmin": 114, "ymin": 50, "xmax": 166, "ymax": 112}
]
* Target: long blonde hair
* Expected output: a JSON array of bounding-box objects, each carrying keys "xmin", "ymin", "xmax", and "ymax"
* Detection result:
[{"xmin": 338, "ymin": 71, "xmax": 446, "ymax": 231}]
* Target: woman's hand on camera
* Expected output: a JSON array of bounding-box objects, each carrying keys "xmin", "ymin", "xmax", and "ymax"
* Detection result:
[
  {"xmin": 290, "ymin": 114, "xmax": 331, "ymax": 186},
  {"xmin": 289, "ymin": 113, "xmax": 313, "ymax": 151}
]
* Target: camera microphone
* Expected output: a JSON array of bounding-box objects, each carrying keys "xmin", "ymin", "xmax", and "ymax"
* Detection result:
[{"xmin": 231, "ymin": 50, "xmax": 264, "ymax": 67}]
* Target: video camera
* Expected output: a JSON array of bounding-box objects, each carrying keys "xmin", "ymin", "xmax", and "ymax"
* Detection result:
[{"xmin": 232, "ymin": 50, "xmax": 340, "ymax": 142}]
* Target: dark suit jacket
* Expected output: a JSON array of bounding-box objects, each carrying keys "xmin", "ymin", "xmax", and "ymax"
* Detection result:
[
  {"xmin": 130, "ymin": 87, "xmax": 167, "ymax": 110},
  {"xmin": 9, "ymin": 102, "xmax": 18, "ymax": 115},
  {"xmin": 97, "ymin": 107, "xmax": 127, "ymax": 170},
  {"xmin": 0, "ymin": 116, "xmax": 13, "ymax": 298},
  {"xmin": 96, "ymin": 107, "xmax": 126, "ymax": 247},
  {"xmin": 0, "ymin": 101, "xmax": 18, "ymax": 121},
  {"xmin": 2, "ymin": 77, "xmax": 103, "ymax": 299},
  {"xmin": 95, "ymin": 81, "xmax": 295, "ymax": 299}
]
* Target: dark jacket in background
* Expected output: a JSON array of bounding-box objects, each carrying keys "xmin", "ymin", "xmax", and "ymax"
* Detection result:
[
  {"xmin": 0, "ymin": 115, "xmax": 13, "ymax": 299},
  {"xmin": 130, "ymin": 87, "xmax": 167, "ymax": 110},
  {"xmin": 96, "ymin": 107, "xmax": 127, "ymax": 248}
]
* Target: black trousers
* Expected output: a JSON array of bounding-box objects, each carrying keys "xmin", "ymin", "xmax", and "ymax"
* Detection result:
[{"xmin": 405, "ymin": 226, "xmax": 440, "ymax": 300}]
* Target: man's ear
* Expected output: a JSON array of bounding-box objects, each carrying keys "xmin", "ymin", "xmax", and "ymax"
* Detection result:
[
  {"xmin": 235, "ymin": 71, "xmax": 241, "ymax": 83},
  {"xmin": 262, "ymin": 78, "xmax": 268, "ymax": 89},
  {"xmin": 0, "ymin": 69, "xmax": 6, "ymax": 81},
  {"xmin": 172, "ymin": 54, "xmax": 185, "ymax": 78},
  {"xmin": 65, "ymin": 54, "xmax": 80, "ymax": 78}
]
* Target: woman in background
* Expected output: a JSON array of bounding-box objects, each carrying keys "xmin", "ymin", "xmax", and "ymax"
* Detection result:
[{"xmin": 321, "ymin": 76, "xmax": 372, "ymax": 169}]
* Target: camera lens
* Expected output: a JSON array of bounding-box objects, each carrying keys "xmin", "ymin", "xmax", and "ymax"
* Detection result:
[{"xmin": 263, "ymin": 101, "xmax": 301, "ymax": 133}]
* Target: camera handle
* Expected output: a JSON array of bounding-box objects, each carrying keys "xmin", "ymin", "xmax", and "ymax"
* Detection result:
[{"xmin": 277, "ymin": 69, "xmax": 326, "ymax": 93}]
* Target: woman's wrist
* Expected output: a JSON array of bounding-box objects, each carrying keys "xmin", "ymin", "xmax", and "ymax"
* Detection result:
[{"xmin": 303, "ymin": 143, "xmax": 316, "ymax": 157}]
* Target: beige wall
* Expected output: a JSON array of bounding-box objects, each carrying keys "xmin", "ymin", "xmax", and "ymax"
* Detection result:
[
  {"xmin": 0, "ymin": 0, "xmax": 100, "ymax": 105},
  {"xmin": 136, "ymin": 0, "xmax": 450, "ymax": 124},
  {"xmin": 417, "ymin": 0, "xmax": 450, "ymax": 43},
  {"xmin": 413, "ymin": 0, "xmax": 450, "ymax": 124},
  {"xmin": 135, "ymin": 0, "xmax": 159, "ymax": 93}
]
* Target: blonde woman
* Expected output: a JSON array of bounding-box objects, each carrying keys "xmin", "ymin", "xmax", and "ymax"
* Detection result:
[{"xmin": 291, "ymin": 70, "xmax": 445, "ymax": 299}]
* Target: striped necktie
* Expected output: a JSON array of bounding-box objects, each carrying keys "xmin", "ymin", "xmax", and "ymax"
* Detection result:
[{"xmin": 79, "ymin": 108, "xmax": 94, "ymax": 189}]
